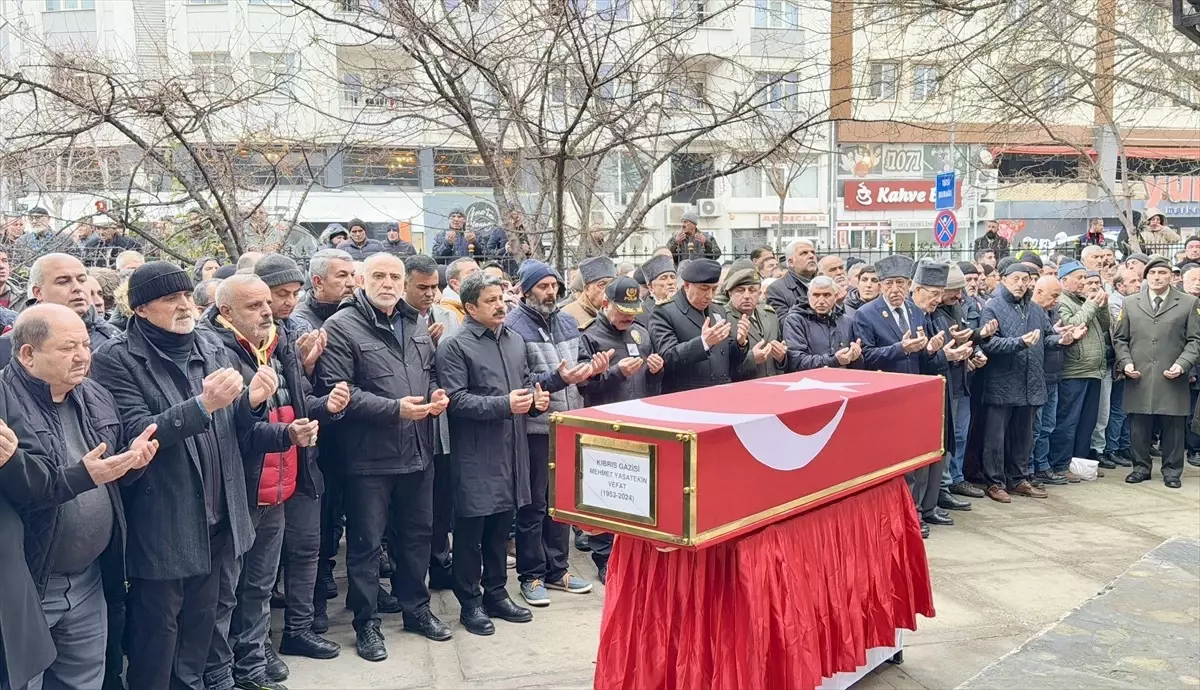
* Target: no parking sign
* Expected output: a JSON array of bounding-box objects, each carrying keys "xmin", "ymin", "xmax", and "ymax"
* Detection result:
[{"xmin": 933, "ymin": 210, "xmax": 957, "ymax": 248}]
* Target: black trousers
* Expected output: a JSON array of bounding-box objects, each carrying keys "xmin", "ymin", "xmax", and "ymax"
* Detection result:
[
  {"xmin": 126, "ymin": 527, "xmax": 232, "ymax": 690},
  {"xmin": 102, "ymin": 573, "xmax": 126, "ymax": 690},
  {"xmin": 905, "ymin": 455, "xmax": 945, "ymax": 517},
  {"xmin": 453, "ymin": 510, "xmax": 515, "ymax": 610},
  {"xmin": 429, "ymin": 453, "xmax": 454, "ymax": 585},
  {"xmin": 1131, "ymin": 414, "xmax": 1185, "ymax": 480},
  {"xmin": 982, "ymin": 404, "xmax": 1036, "ymax": 488},
  {"xmin": 344, "ymin": 467, "xmax": 433, "ymax": 629},
  {"xmin": 589, "ymin": 533, "xmax": 613, "ymax": 571},
  {"xmin": 963, "ymin": 388, "xmax": 987, "ymax": 484},
  {"xmin": 281, "ymin": 492, "xmax": 321, "ymax": 636},
  {"xmin": 318, "ymin": 463, "xmax": 345, "ymax": 576},
  {"xmin": 515, "ymin": 435, "xmax": 570, "ymax": 584}
]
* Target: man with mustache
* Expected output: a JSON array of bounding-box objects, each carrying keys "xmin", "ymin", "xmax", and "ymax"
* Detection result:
[
  {"xmin": 435, "ymin": 272, "xmax": 551, "ymax": 635},
  {"xmin": 91, "ymin": 261, "xmax": 292, "ymax": 690},
  {"xmin": 766, "ymin": 239, "xmax": 818, "ymax": 314},
  {"xmin": 317, "ymin": 253, "xmax": 453, "ymax": 661}
]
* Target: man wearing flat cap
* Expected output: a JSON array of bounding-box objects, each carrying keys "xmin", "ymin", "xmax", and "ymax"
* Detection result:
[
  {"xmin": 650, "ymin": 258, "xmax": 748, "ymax": 394},
  {"xmin": 561, "ymin": 256, "xmax": 615, "ymax": 331},
  {"xmin": 636, "ymin": 255, "xmax": 677, "ymax": 328},
  {"xmin": 575, "ymin": 276, "xmax": 665, "ymax": 583},
  {"xmin": 1050, "ymin": 260, "xmax": 1109, "ymax": 481},
  {"xmin": 977, "ymin": 262, "xmax": 1072, "ymax": 504},
  {"xmin": 1113, "ymin": 256, "xmax": 1200, "ymax": 489},
  {"xmin": 667, "ymin": 211, "xmax": 721, "ymax": 265},
  {"xmin": 718, "ymin": 259, "xmax": 787, "ymax": 380}
]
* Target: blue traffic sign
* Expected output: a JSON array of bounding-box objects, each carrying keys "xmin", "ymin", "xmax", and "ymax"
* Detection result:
[
  {"xmin": 933, "ymin": 210, "xmax": 958, "ymax": 248},
  {"xmin": 935, "ymin": 171, "xmax": 956, "ymax": 211}
]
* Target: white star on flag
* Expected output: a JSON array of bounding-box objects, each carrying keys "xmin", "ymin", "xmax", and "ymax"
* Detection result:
[{"xmin": 762, "ymin": 378, "xmax": 868, "ymax": 393}]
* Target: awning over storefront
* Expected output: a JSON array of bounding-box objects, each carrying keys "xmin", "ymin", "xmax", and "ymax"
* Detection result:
[{"xmin": 992, "ymin": 145, "xmax": 1200, "ymax": 160}]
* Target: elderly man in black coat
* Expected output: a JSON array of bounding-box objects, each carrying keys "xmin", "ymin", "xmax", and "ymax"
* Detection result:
[
  {"xmin": 650, "ymin": 258, "xmax": 749, "ymax": 393},
  {"xmin": 0, "ymin": 305, "xmax": 159, "ymax": 690},
  {"xmin": 783, "ymin": 276, "xmax": 862, "ymax": 371},
  {"xmin": 316, "ymin": 253, "xmax": 454, "ymax": 662},
  {"xmin": 91, "ymin": 262, "xmax": 291, "ymax": 690},
  {"xmin": 435, "ymin": 272, "xmax": 550, "ymax": 637}
]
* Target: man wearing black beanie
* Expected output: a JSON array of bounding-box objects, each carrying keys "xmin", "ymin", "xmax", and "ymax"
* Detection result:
[{"xmin": 91, "ymin": 261, "xmax": 296, "ymax": 690}]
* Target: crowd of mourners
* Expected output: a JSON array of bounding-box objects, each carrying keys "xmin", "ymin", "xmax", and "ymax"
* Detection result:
[{"xmin": 0, "ymin": 204, "xmax": 1197, "ymax": 690}]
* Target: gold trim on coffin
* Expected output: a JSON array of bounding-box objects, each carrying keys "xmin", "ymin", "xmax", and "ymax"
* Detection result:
[
  {"xmin": 549, "ymin": 412, "xmax": 691, "ymax": 442},
  {"xmin": 574, "ymin": 434, "xmax": 659, "ymax": 526}
]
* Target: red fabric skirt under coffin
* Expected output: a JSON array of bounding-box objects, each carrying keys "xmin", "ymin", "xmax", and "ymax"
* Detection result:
[{"xmin": 594, "ymin": 476, "xmax": 934, "ymax": 690}]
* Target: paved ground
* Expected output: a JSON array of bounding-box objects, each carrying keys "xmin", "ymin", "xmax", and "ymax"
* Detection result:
[{"xmin": 276, "ymin": 464, "xmax": 1200, "ymax": 689}]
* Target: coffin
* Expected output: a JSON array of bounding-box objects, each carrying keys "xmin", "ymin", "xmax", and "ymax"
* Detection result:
[{"xmin": 549, "ymin": 367, "xmax": 945, "ymax": 549}]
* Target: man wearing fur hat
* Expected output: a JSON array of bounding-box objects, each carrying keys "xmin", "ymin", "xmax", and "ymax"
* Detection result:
[
  {"xmin": 560, "ymin": 256, "xmax": 615, "ymax": 331},
  {"xmin": 635, "ymin": 255, "xmax": 676, "ymax": 328},
  {"xmin": 718, "ymin": 259, "xmax": 786, "ymax": 380}
]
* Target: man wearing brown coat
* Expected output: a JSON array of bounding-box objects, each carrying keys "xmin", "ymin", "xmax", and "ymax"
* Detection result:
[{"xmin": 1113, "ymin": 256, "xmax": 1200, "ymax": 488}]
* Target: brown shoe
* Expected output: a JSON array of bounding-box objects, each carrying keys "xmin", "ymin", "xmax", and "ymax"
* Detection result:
[
  {"xmin": 1010, "ymin": 480, "xmax": 1048, "ymax": 498},
  {"xmin": 986, "ymin": 484, "xmax": 1011, "ymax": 503},
  {"xmin": 1063, "ymin": 471, "xmax": 1082, "ymax": 483}
]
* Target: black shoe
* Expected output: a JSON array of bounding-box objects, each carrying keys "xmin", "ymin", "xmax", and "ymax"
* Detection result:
[
  {"xmin": 379, "ymin": 551, "xmax": 394, "ymax": 579},
  {"xmin": 1034, "ymin": 470, "xmax": 1068, "ymax": 486},
  {"xmin": 948, "ymin": 481, "xmax": 985, "ymax": 498},
  {"xmin": 311, "ymin": 600, "xmax": 329, "ymax": 634},
  {"xmin": 1187, "ymin": 452, "xmax": 1200, "ymax": 468},
  {"xmin": 280, "ymin": 630, "xmax": 340, "ymax": 660},
  {"xmin": 486, "ymin": 597, "xmax": 533, "ymax": 623},
  {"xmin": 355, "ymin": 622, "xmax": 387, "ymax": 662},
  {"xmin": 597, "ymin": 563, "xmax": 607, "ymax": 586},
  {"xmin": 1125, "ymin": 470, "xmax": 1151, "ymax": 484},
  {"xmin": 1086, "ymin": 448, "xmax": 1100, "ymax": 461},
  {"xmin": 264, "ymin": 643, "xmax": 289, "ymax": 682},
  {"xmin": 316, "ymin": 565, "xmax": 338, "ymax": 601},
  {"xmin": 920, "ymin": 521, "xmax": 930, "ymax": 539},
  {"xmin": 574, "ymin": 530, "xmax": 591, "ymax": 552},
  {"xmin": 377, "ymin": 586, "xmax": 401, "ymax": 614},
  {"xmin": 234, "ymin": 680, "xmax": 287, "ymax": 690},
  {"xmin": 937, "ymin": 491, "xmax": 971, "ymax": 511},
  {"xmin": 1098, "ymin": 456, "xmax": 1117, "ymax": 469},
  {"xmin": 403, "ymin": 607, "xmax": 453, "ymax": 641},
  {"xmin": 459, "ymin": 606, "xmax": 495, "ymax": 636},
  {"xmin": 923, "ymin": 510, "xmax": 955, "ymax": 526},
  {"xmin": 1110, "ymin": 453, "xmax": 1133, "ymax": 467},
  {"xmin": 1165, "ymin": 477, "xmax": 1182, "ymax": 489}
]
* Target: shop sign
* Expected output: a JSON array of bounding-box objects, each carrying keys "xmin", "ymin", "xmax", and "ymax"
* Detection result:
[
  {"xmin": 843, "ymin": 179, "xmax": 962, "ymax": 212},
  {"xmin": 758, "ymin": 213, "xmax": 828, "ymax": 226}
]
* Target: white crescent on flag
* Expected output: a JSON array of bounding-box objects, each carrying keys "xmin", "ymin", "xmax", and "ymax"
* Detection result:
[{"xmin": 593, "ymin": 378, "xmax": 859, "ymax": 471}]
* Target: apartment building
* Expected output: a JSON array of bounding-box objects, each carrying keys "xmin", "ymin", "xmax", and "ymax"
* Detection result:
[{"xmin": 0, "ymin": 0, "xmax": 830, "ymax": 256}]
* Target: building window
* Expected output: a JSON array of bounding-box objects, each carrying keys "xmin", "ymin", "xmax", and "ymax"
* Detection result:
[
  {"xmin": 434, "ymin": 149, "xmax": 494, "ymax": 187},
  {"xmin": 341, "ymin": 0, "xmax": 384, "ymax": 9},
  {"xmin": 1044, "ymin": 68, "xmax": 1068, "ymax": 103},
  {"xmin": 753, "ymin": 0, "xmax": 799, "ymax": 29},
  {"xmin": 912, "ymin": 65, "xmax": 940, "ymax": 101},
  {"xmin": 44, "ymin": 0, "xmax": 94, "ymax": 9},
  {"xmin": 186, "ymin": 0, "xmax": 226, "ymax": 4},
  {"xmin": 249, "ymin": 0, "xmax": 291, "ymax": 5},
  {"xmin": 756, "ymin": 72, "xmax": 799, "ymax": 110},
  {"xmin": 343, "ymin": 149, "xmax": 420, "ymax": 186},
  {"xmin": 667, "ymin": 76, "xmax": 706, "ymax": 109},
  {"xmin": 1007, "ymin": 0, "xmax": 1030, "ymax": 21},
  {"xmin": 732, "ymin": 168, "xmax": 762, "ymax": 198},
  {"xmin": 596, "ymin": 152, "xmax": 648, "ymax": 203},
  {"xmin": 868, "ymin": 61, "xmax": 898, "ymax": 101},
  {"xmin": 550, "ymin": 73, "xmax": 586, "ymax": 106},
  {"xmin": 191, "ymin": 52, "xmax": 232, "ymax": 92},
  {"xmin": 595, "ymin": 0, "xmax": 630, "ymax": 20},
  {"xmin": 670, "ymin": 153, "xmax": 715, "ymax": 203},
  {"xmin": 997, "ymin": 154, "xmax": 1080, "ymax": 181},
  {"xmin": 232, "ymin": 149, "xmax": 324, "ymax": 187},
  {"xmin": 251, "ymin": 52, "xmax": 298, "ymax": 101}
]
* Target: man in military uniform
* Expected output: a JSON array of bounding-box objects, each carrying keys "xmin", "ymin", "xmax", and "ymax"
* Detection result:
[
  {"xmin": 635, "ymin": 255, "xmax": 676, "ymax": 329},
  {"xmin": 719, "ymin": 259, "xmax": 787, "ymax": 380},
  {"xmin": 650, "ymin": 258, "xmax": 748, "ymax": 394},
  {"xmin": 1113, "ymin": 256, "xmax": 1200, "ymax": 488},
  {"xmin": 576, "ymin": 276, "xmax": 664, "ymax": 583},
  {"xmin": 561, "ymin": 256, "xmax": 615, "ymax": 331}
]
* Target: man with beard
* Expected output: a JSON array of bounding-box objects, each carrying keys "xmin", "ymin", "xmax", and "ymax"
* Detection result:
[
  {"xmin": 972, "ymin": 220, "xmax": 1010, "ymax": 259},
  {"xmin": 766, "ymin": 239, "xmax": 818, "ymax": 314},
  {"xmin": 782, "ymin": 276, "xmax": 861, "ymax": 371},
  {"xmin": 1114, "ymin": 257, "xmax": 1200, "ymax": 488},
  {"xmin": 293, "ymin": 250, "xmax": 355, "ymax": 331},
  {"xmin": 83, "ymin": 217, "xmax": 142, "ymax": 269},
  {"xmin": 204, "ymin": 275, "xmax": 337, "ymax": 687},
  {"xmin": 719, "ymin": 260, "xmax": 786, "ymax": 380},
  {"xmin": 316, "ymin": 253, "xmax": 453, "ymax": 661},
  {"xmin": 978, "ymin": 264, "xmax": 1072, "ymax": 503},
  {"xmin": 650, "ymin": 258, "xmax": 749, "ymax": 394},
  {"xmin": 435, "ymin": 272, "xmax": 551, "ymax": 635},
  {"xmin": 667, "ymin": 211, "xmax": 721, "ymax": 264},
  {"xmin": 0, "ymin": 253, "xmax": 120, "ymax": 369},
  {"xmin": 91, "ymin": 262, "xmax": 290, "ymax": 690},
  {"xmin": 843, "ymin": 264, "xmax": 879, "ymax": 318},
  {"xmin": 336, "ymin": 219, "xmax": 385, "ymax": 261},
  {"xmin": 401, "ymin": 254, "xmax": 461, "ymax": 592},
  {"xmin": 635, "ymin": 255, "xmax": 676, "ymax": 328},
  {"xmin": 561, "ymin": 256, "xmax": 615, "ymax": 331},
  {"xmin": 383, "ymin": 224, "xmax": 417, "ymax": 258},
  {"xmin": 505, "ymin": 261, "xmax": 609, "ymax": 606},
  {"xmin": 930, "ymin": 264, "xmax": 993, "ymax": 508},
  {"xmin": 575, "ymin": 276, "xmax": 664, "ymax": 583}
]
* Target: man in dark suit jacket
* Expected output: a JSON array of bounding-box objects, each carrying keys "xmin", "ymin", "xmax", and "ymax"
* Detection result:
[
  {"xmin": 649, "ymin": 258, "xmax": 748, "ymax": 394},
  {"xmin": 766, "ymin": 239, "xmax": 819, "ymax": 314}
]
